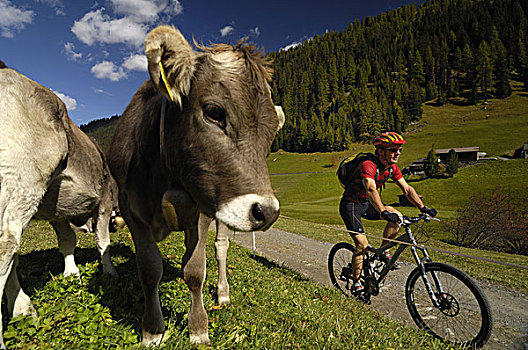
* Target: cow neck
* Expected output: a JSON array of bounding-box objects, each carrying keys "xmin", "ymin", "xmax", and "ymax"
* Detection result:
[{"xmin": 159, "ymin": 96, "xmax": 169, "ymax": 169}]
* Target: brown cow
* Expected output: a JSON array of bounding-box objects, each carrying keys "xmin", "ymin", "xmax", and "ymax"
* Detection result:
[
  {"xmin": 0, "ymin": 60, "xmax": 117, "ymax": 348},
  {"xmin": 107, "ymin": 26, "xmax": 283, "ymax": 346}
]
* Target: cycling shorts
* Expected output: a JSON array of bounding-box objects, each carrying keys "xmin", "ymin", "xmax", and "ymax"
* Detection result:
[{"xmin": 339, "ymin": 196, "xmax": 380, "ymax": 236}]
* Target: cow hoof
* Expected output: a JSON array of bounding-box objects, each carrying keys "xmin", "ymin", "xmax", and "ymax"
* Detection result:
[
  {"xmin": 102, "ymin": 263, "xmax": 118, "ymax": 277},
  {"xmin": 12, "ymin": 297, "xmax": 36, "ymax": 318},
  {"xmin": 217, "ymin": 295, "xmax": 230, "ymax": 305},
  {"xmin": 63, "ymin": 266, "xmax": 80, "ymax": 278},
  {"xmin": 189, "ymin": 332, "xmax": 210, "ymax": 346},
  {"xmin": 141, "ymin": 330, "xmax": 163, "ymax": 347}
]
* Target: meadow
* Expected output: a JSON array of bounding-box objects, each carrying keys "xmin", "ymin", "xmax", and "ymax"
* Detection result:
[
  {"xmin": 4, "ymin": 88, "xmax": 528, "ymax": 347},
  {"xmin": 7, "ymin": 225, "xmax": 448, "ymax": 349}
]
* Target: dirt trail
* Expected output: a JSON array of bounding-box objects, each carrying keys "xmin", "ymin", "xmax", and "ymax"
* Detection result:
[{"xmin": 228, "ymin": 228, "xmax": 528, "ymax": 350}]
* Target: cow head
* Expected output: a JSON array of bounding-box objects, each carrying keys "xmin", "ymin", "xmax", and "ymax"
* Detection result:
[{"xmin": 145, "ymin": 26, "xmax": 282, "ymax": 232}]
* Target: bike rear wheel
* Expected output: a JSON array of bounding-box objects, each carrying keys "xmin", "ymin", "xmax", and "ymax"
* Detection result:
[
  {"xmin": 328, "ymin": 242, "xmax": 356, "ymax": 297},
  {"xmin": 405, "ymin": 262, "xmax": 493, "ymax": 348}
]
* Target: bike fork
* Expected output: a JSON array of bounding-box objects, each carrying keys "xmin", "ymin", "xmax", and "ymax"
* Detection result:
[{"xmin": 410, "ymin": 246, "xmax": 445, "ymax": 308}]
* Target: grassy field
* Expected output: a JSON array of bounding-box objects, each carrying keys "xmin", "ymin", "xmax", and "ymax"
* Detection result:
[{"xmin": 5, "ymin": 223, "xmax": 448, "ymax": 349}]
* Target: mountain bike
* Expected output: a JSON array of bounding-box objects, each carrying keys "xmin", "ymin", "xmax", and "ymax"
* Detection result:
[{"xmin": 328, "ymin": 214, "xmax": 493, "ymax": 348}]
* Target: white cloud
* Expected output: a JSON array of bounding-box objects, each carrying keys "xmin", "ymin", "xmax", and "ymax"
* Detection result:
[
  {"xmin": 53, "ymin": 90, "xmax": 77, "ymax": 111},
  {"xmin": 91, "ymin": 60, "xmax": 127, "ymax": 81},
  {"xmin": 73, "ymin": 1, "xmax": 183, "ymax": 80},
  {"xmin": 63, "ymin": 42, "xmax": 82, "ymax": 61},
  {"xmin": 72, "ymin": 1, "xmax": 183, "ymax": 47},
  {"xmin": 110, "ymin": 0, "xmax": 182, "ymax": 23},
  {"xmin": 71, "ymin": 8, "xmax": 148, "ymax": 47},
  {"xmin": 220, "ymin": 25, "xmax": 234, "ymax": 37},
  {"xmin": 250, "ymin": 27, "xmax": 260, "ymax": 37},
  {"xmin": 90, "ymin": 54, "xmax": 146, "ymax": 81},
  {"xmin": 168, "ymin": 0, "xmax": 184, "ymax": 16},
  {"xmin": 35, "ymin": 0, "xmax": 65, "ymax": 16},
  {"xmin": 92, "ymin": 87, "xmax": 113, "ymax": 96},
  {"xmin": 122, "ymin": 54, "xmax": 147, "ymax": 71},
  {"xmin": 0, "ymin": 0, "xmax": 34, "ymax": 38}
]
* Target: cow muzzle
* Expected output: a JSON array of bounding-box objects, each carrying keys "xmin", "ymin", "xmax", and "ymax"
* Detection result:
[{"xmin": 215, "ymin": 194, "xmax": 280, "ymax": 232}]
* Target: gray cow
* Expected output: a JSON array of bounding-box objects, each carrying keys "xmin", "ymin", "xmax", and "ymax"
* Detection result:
[
  {"xmin": 107, "ymin": 26, "xmax": 283, "ymax": 346},
  {"xmin": 0, "ymin": 60, "xmax": 117, "ymax": 348}
]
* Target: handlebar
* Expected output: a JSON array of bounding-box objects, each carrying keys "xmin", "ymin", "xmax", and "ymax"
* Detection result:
[{"xmin": 401, "ymin": 213, "xmax": 440, "ymax": 226}]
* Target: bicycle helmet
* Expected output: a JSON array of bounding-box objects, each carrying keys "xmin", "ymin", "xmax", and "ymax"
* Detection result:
[{"xmin": 374, "ymin": 132, "xmax": 407, "ymax": 147}]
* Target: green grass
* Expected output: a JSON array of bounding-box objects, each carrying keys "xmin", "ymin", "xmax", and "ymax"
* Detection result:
[
  {"xmin": 6, "ymin": 222, "xmax": 448, "ymax": 349},
  {"xmin": 270, "ymin": 159, "xmax": 528, "ymax": 223},
  {"xmin": 401, "ymin": 90, "xmax": 528, "ymax": 165}
]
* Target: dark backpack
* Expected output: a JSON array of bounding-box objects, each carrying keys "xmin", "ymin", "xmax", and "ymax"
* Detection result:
[{"xmin": 336, "ymin": 152, "xmax": 392, "ymax": 190}]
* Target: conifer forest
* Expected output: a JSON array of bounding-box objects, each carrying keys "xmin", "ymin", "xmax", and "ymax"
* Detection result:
[{"xmin": 268, "ymin": 0, "xmax": 528, "ymax": 152}]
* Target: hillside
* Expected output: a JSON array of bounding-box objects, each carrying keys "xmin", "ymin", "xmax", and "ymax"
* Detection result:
[
  {"xmin": 269, "ymin": 0, "xmax": 528, "ymax": 152},
  {"xmin": 80, "ymin": 116, "xmax": 119, "ymax": 154},
  {"xmin": 84, "ymin": 0, "xmax": 528, "ymax": 156}
]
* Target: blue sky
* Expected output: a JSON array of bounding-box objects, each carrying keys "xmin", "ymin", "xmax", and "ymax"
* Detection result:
[{"xmin": 1, "ymin": 0, "xmax": 424, "ymax": 125}]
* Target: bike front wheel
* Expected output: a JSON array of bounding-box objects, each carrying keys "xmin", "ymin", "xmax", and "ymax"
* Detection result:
[
  {"xmin": 328, "ymin": 242, "xmax": 356, "ymax": 297},
  {"xmin": 405, "ymin": 262, "xmax": 493, "ymax": 348}
]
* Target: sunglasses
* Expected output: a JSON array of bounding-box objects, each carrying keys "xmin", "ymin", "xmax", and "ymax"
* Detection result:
[{"xmin": 388, "ymin": 148, "xmax": 402, "ymax": 153}]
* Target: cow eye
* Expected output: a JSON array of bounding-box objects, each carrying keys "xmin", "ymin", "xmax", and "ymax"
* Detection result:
[{"xmin": 203, "ymin": 105, "xmax": 227, "ymax": 129}]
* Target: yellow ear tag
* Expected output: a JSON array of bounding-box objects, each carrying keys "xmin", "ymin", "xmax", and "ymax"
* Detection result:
[{"xmin": 159, "ymin": 61, "xmax": 175, "ymax": 103}]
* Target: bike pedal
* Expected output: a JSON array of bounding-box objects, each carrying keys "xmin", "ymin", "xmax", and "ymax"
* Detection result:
[
  {"xmin": 390, "ymin": 262, "xmax": 401, "ymax": 270},
  {"xmin": 356, "ymin": 294, "xmax": 371, "ymax": 304}
]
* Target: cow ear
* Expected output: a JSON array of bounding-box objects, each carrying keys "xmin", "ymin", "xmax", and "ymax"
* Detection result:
[
  {"xmin": 274, "ymin": 105, "xmax": 285, "ymax": 132},
  {"xmin": 145, "ymin": 26, "xmax": 195, "ymax": 107}
]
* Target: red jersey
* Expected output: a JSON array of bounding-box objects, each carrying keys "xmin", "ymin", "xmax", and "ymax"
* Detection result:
[{"xmin": 343, "ymin": 159, "xmax": 403, "ymax": 203}]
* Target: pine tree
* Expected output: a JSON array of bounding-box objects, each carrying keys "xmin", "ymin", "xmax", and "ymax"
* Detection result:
[
  {"xmin": 315, "ymin": 65, "xmax": 330, "ymax": 112},
  {"xmin": 444, "ymin": 149, "xmax": 459, "ymax": 177},
  {"xmin": 407, "ymin": 80, "xmax": 423, "ymax": 121},
  {"xmin": 414, "ymin": 49, "xmax": 425, "ymax": 85},
  {"xmin": 437, "ymin": 40, "xmax": 449, "ymax": 105},
  {"xmin": 476, "ymin": 41, "xmax": 493, "ymax": 103},
  {"xmin": 452, "ymin": 46, "xmax": 463, "ymax": 97},
  {"xmin": 424, "ymin": 46, "xmax": 436, "ymax": 101},
  {"xmin": 424, "ymin": 148, "xmax": 441, "ymax": 178},
  {"xmin": 491, "ymin": 27, "xmax": 511, "ymax": 98},
  {"xmin": 518, "ymin": 18, "xmax": 528, "ymax": 91},
  {"xmin": 462, "ymin": 44, "xmax": 478, "ymax": 105},
  {"xmin": 392, "ymin": 100, "xmax": 405, "ymax": 133}
]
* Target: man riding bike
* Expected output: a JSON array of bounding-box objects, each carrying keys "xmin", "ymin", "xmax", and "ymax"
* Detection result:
[{"xmin": 338, "ymin": 131, "xmax": 437, "ymax": 296}]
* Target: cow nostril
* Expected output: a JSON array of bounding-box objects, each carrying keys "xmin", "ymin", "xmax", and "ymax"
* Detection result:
[
  {"xmin": 250, "ymin": 202, "xmax": 280, "ymax": 231},
  {"xmin": 251, "ymin": 203, "xmax": 266, "ymax": 223}
]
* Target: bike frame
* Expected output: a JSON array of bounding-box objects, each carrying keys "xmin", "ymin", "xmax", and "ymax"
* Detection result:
[{"xmin": 364, "ymin": 217, "xmax": 446, "ymax": 308}]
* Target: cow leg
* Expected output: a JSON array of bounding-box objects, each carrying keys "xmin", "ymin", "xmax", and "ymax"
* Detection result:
[
  {"xmin": 5, "ymin": 254, "xmax": 35, "ymax": 317},
  {"xmin": 93, "ymin": 207, "xmax": 117, "ymax": 276},
  {"xmin": 215, "ymin": 220, "xmax": 230, "ymax": 304},
  {"xmin": 0, "ymin": 180, "xmax": 46, "ymax": 349},
  {"xmin": 51, "ymin": 220, "xmax": 80, "ymax": 277},
  {"xmin": 183, "ymin": 214, "xmax": 212, "ymax": 345},
  {"xmin": 0, "ymin": 249, "xmax": 16, "ymax": 350},
  {"xmin": 130, "ymin": 221, "xmax": 165, "ymax": 347}
]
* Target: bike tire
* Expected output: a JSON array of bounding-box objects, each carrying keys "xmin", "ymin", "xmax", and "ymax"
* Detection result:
[
  {"xmin": 328, "ymin": 242, "xmax": 356, "ymax": 297},
  {"xmin": 405, "ymin": 262, "xmax": 493, "ymax": 348}
]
